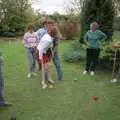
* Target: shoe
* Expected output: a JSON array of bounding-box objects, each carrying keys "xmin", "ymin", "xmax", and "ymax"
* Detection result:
[
  {"xmin": 41, "ymin": 80, "xmax": 45, "ymax": 85},
  {"xmin": 42, "ymin": 84, "xmax": 47, "ymax": 89},
  {"xmin": 49, "ymin": 85, "xmax": 54, "ymax": 88},
  {"xmin": 32, "ymin": 72, "xmax": 37, "ymax": 76},
  {"xmin": 90, "ymin": 71, "xmax": 95, "ymax": 76},
  {"xmin": 10, "ymin": 115, "xmax": 16, "ymax": 120},
  {"xmin": 83, "ymin": 70, "xmax": 88, "ymax": 75},
  {"xmin": 0, "ymin": 102, "xmax": 12, "ymax": 107},
  {"xmin": 27, "ymin": 73, "xmax": 31, "ymax": 78},
  {"xmin": 48, "ymin": 79, "xmax": 55, "ymax": 84},
  {"xmin": 111, "ymin": 78, "xmax": 117, "ymax": 83},
  {"xmin": 58, "ymin": 77, "xmax": 62, "ymax": 81}
]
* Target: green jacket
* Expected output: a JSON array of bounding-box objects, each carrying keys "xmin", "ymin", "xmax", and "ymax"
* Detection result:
[{"xmin": 84, "ymin": 30, "xmax": 107, "ymax": 49}]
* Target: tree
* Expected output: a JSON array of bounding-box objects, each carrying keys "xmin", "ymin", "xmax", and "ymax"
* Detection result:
[
  {"xmin": 66, "ymin": 0, "xmax": 120, "ymax": 41},
  {"xmin": 81, "ymin": 0, "xmax": 115, "ymax": 41},
  {"xmin": 0, "ymin": 0, "xmax": 31, "ymax": 35}
]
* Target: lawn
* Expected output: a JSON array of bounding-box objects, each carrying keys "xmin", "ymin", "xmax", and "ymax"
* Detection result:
[{"xmin": 0, "ymin": 38, "xmax": 120, "ymax": 120}]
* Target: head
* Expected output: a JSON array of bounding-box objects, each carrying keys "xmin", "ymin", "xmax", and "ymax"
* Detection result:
[
  {"xmin": 48, "ymin": 26, "xmax": 58, "ymax": 38},
  {"xmin": 90, "ymin": 22, "xmax": 99, "ymax": 31},
  {"xmin": 40, "ymin": 20, "xmax": 47, "ymax": 28},
  {"xmin": 26, "ymin": 23, "xmax": 35, "ymax": 33},
  {"xmin": 46, "ymin": 19, "xmax": 54, "ymax": 30}
]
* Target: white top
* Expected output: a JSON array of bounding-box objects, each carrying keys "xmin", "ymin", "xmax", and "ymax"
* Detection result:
[{"xmin": 37, "ymin": 33, "xmax": 53, "ymax": 59}]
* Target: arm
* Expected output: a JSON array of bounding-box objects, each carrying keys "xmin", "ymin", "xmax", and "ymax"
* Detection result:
[
  {"xmin": 52, "ymin": 37, "xmax": 59, "ymax": 54},
  {"xmin": 35, "ymin": 28, "xmax": 47, "ymax": 42},
  {"xmin": 99, "ymin": 30, "xmax": 107, "ymax": 42},
  {"xmin": 84, "ymin": 32, "xmax": 90, "ymax": 46},
  {"xmin": 23, "ymin": 33, "xmax": 28, "ymax": 48}
]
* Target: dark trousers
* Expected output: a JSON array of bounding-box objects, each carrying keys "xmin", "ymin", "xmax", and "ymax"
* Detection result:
[
  {"xmin": 85, "ymin": 48, "xmax": 100, "ymax": 72},
  {"xmin": 0, "ymin": 56, "xmax": 5, "ymax": 105}
]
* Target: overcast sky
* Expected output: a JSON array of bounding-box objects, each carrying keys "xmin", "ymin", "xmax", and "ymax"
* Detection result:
[{"xmin": 31, "ymin": 0, "xmax": 70, "ymax": 14}]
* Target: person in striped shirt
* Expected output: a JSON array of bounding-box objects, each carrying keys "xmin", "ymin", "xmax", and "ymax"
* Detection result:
[{"xmin": 23, "ymin": 23, "xmax": 38, "ymax": 78}]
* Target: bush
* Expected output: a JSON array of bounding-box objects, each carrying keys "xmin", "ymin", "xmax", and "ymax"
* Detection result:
[
  {"xmin": 63, "ymin": 40, "xmax": 86, "ymax": 62},
  {"xmin": 58, "ymin": 21, "xmax": 79, "ymax": 40},
  {"xmin": 0, "ymin": 32, "xmax": 16, "ymax": 37},
  {"xmin": 99, "ymin": 40, "xmax": 120, "ymax": 70},
  {"xmin": 114, "ymin": 17, "xmax": 120, "ymax": 31},
  {"xmin": 63, "ymin": 38, "xmax": 120, "ymax": 71}
]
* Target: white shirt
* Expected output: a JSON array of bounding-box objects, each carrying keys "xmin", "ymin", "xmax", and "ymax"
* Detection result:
[{"xmin": 37, "ymin": 33, "xmax": 53, "ymax": 59}]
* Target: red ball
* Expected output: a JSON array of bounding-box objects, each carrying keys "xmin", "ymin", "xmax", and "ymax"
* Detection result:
[{"xmin": 92, "ymin": 96, "xmax": 99, "ymax": 101}]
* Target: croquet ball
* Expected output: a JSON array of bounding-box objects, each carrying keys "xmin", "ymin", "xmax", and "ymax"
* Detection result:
[
  {"xmin": 10, "ymin": 116, "xmax": 16, "ymax": 120},
  {"xmin": 92, "ymin": 96, "xmax": 99, "ymax": 101}
]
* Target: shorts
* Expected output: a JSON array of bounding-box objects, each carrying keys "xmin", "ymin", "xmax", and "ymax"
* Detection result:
[{"xmin": 36, "ymin": 49, "xmax": 52, "ymax": 69}]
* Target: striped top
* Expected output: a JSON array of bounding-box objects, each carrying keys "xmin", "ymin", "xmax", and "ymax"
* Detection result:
[{"xmin": 23, "ymin": 32, "xmax": 38, "ymax": 48}]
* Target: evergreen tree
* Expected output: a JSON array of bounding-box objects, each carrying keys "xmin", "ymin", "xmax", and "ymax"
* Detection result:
[{"xmin": 81, "ymin": 0, "xmax": 115, "ymax": 41}]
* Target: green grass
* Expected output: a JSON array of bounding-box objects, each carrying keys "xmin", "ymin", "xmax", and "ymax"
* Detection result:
[{"xmin": 0, "ymin": 39, "xmax": 120, "ymax": 120}]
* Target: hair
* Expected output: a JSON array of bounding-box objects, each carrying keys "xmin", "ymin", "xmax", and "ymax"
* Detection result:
[
  {"xmin": 26, "ymin": 23, "xmax": 35, "ymax": 31},
  {"xmin": 48, "ymin": 26, "xmax": 58, "ymax": 38},
  {"xmin": 47, "ymin": 19, "xmax": 54, "ymax": 25},
  {"xmin": 55, "ymin": 25, "xmax": 62, "ymax": 38},
  {"xmin": 90, "ymin": 22, "xmax": 99, "ymax": 29},
  {"xmin": 40, "ymin": 20, "xmax": 47, "ymax": 26}
]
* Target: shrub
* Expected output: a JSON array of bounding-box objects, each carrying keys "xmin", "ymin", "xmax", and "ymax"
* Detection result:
[
  {"xmin": 0, "ymin": 32, "xmax": 16, "ymax": 37},
  {"xmin": 99, "ymin": 40, "xmax": 120, "ymax": 70},
  {"xmin": 63, "ymin": 40, "xmax": 86, "ymax": 62},
  {"xmin": 58, "ymin": 21, "xmax": 79, "ymax": 40}
]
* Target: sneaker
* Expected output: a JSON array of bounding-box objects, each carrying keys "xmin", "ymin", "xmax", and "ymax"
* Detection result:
[
  {"xmin": 42, "ymin": 84, "xmax": 47, "ymax": 89},
  {"xmin": 111, "ymin": 78, "xmax": 117, "ymax": 83},
  {"xmin": 32, "ymin": 72, "xmax": 37, "ymax": 76},
  {"xmin": 48, "ymin": 79, "xmax": 55, "ymax": 84},
  {"xmin": 90, "ymin": 71, "xmax": 95, "ymax": 76},
  {"xmin": 83, "ymin": 70, "xmax": 88, "ymax": 75},
  {"xmin": 27, "ymin": 73, "xmax": 31, "ymax": 78},
  {"xmin": 41, "ymin": 80, "xmax": 45, "ymax": 85},
  {"xmin": 49, "ymin": 85, "xmax": 54, "ymax": 88},
  {"xmin": 0, "ymin": 102, "xmax": 12, "ymax": 107}
]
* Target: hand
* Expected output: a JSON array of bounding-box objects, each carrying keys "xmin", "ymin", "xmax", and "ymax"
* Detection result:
[
  {"xmin": 39, "ymin": 56, "xmax": 42, "ymax": 60},
  {"xmin": 0, "ymin": 56, "xmax": 4, "ymax": 61},
  {"xmin": 86, "ymin": 42, "xmax": 90, "ymax": 47}
]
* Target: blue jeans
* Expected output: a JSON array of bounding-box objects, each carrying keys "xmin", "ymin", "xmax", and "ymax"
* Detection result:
[
  {"xmin": 27, "ymin": 48, "xmax": 36, "ymax": 73},
  {"xmin": 52, "ymin": 53, "xmax": 63, "ymax": 80},
  {"xmin": 0, "ymin": 56, "xmax": 5, "ymax": 106}
]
